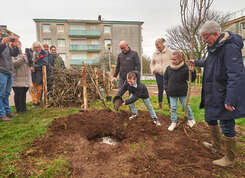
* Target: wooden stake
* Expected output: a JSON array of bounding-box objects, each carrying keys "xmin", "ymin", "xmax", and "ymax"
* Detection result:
[
  {"xmin": 94, "ymin": 67, "xmax": 99, "ymax": 92},
  {"xmin": 102, "ymin": 70, "xmax": 108, "ymax": 95},
  {"xmin": 82, "ymin": 66, "xmax": 88, "ymax": 110},
  {"xmin": 42, "ymin": 66, "xmax": 48, "ymax": 107}
]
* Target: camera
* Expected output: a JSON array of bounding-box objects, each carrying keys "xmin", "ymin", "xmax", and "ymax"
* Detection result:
[{"xmin": 10, "ymin": 38, "xmax": 15, "ymax": 42}]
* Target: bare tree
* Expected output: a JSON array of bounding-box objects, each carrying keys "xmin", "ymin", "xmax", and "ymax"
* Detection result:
[{"xmin": 166, "ymin": 9, "xmax": 231, "ymax": 60}]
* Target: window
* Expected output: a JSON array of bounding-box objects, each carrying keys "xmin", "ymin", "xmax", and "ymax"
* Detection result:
[
  {"xmin": 57, "ymin": 24, "xmax": 64, "ymax": 33},
  {"xmin": 59, "ymin": 53, "xmax": 66, "ymax": 62},
  {"xmin": 90, "ymin": 25, "xmax": 97, "ymax": 30},
  {"xmin": 241, "ymin": 22, "xmax": 245, "ymax": 30},
  {"xmin": 91, "ymin": 39, "xmax": 99, "ymax": 45},
  {"xmin": 42, "ymin": 24, "xmax": 51, "ymax": 33},
  {"xmin": 71, "ymin": 53, "xmax": 86, "ymax": 59},
  {"xmin": 104, "ymin": 25, "xmax": 111, "ymax": 33},
  {"xmin": 57, "ymin": 39, "xmax": 66, "ymax": 48},
  {"xmin": 91, "ymin": 53, "xmax": 99, "ymax": 59},
  {"xmin": 70, "ymin": 24, "xmax": 85, "ymax": 30},
  {"xmin": 43, "ymin": 39, "xmax": 52, "ymax": 46},
  {"xmin": 70, "ymin": 39, "xmax": 86, "ymax": 45},
  {"xmin": 104, "ymin": 39, "xmax": 112, "ymax": 49}
]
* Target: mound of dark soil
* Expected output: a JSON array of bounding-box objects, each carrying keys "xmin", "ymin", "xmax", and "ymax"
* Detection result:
[{"xmin": 19, "ymin": 109, "xmax": 245, "ymax": 177}]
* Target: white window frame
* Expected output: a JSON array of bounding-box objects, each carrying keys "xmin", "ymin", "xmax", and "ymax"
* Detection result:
[
  {"xmin": 57, "ymin": 24, "xmax": 64, "ymax": 33},
  {"xmin": 104, "ymin": 25, "xmax": 111, "ymax": 33},
  {"xmin": 71, "ymin": 53, "xmax": 87, "ymax": 59},
  {"xmin": 70, "ymin": 24, "xmax": 85, "ymax": 30},
  {"xmin": 70, "ymin": 39, "xmax": 86, "ymax": 45},
  {"xmin": 91, "ymin": 39, "xmax": 99, "ymax": 45},
  {"xmin": 57, "ymin": 39, "xmax": 66, "ymax": 48},
  {"xmin": 42, "ymin": 24, "xmax": 51, "ymax": 33}
]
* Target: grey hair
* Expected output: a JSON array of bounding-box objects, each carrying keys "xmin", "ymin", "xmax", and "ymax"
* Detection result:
[
  {"xmin": 199, "ymin": 20, "xmax": 221, "ymax": 35},
  {"xmin": 32, "ymin": 41, "xmax": 43, "ymax": 51},
  {"xmin": 155, "ymin": 38, "xmax": 165, "ymax": 45}
]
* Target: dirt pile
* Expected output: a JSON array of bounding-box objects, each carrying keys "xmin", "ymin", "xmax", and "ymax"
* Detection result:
[{"xmin": 19, "ymin": 110, "xmax": 245, "ymax": 177}]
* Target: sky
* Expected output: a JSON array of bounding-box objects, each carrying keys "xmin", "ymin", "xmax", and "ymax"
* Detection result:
[{"xmin": 0, "ymin": 0, "xmax": 244, "ymax": 57}]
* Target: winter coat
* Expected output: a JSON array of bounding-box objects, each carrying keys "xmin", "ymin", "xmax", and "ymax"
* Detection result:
[
  {"xmin": 164, "ymin": 63, "xmax": 196, "ymax": 97},
  {"xmin": 114, "ymin": 48, "xmax": 141, "ymax": 80},
  {"xmin": 117, "ymin": 71, "xmax": 149, "ymax": 105},
  {"xmin": 31, "ymin": 50, "xmax": 49, "ymax": 85},
  {"xmin": 12, "ymin": 53, "xmax": 32, "ymax": 87},
  {"xmin": 0, "ymin": 43, "xmax": 19, "ymax": 75},
  {"xmin": 195, "ymin": 32, "xmax": 245, "ymax": 121},
  {"xmin": 150, "ymin": 47, "xmax": 173, "ymax": 75}
]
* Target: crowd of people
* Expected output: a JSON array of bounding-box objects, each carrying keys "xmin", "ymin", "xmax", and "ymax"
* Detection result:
[
  {"xmin": 0, "ymin": 36, "xmax": 65, "ymax": 121},
  {"xmin": 0, "ymin": 20, "xmax": 245, "ymax": 167}
]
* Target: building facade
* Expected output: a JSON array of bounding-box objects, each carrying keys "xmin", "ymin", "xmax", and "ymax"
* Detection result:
[
  {"xmin": 222, "ymin": 13, "xmax": 245, "ymax": 60},
  {"xmin": 33, "ymin": 18, "xmax": 144, "ymax": 69}
]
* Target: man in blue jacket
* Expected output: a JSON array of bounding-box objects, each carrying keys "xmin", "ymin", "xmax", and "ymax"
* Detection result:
[
  {"xmin": 0, "ymin": 37, "xmax": 19, "ymax": 121},
  {"xmin": 193, "ymin": 21, "xmax": 245, "ymax": 167}
]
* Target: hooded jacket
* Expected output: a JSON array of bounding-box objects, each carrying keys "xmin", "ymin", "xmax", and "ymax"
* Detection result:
[
  {"xmin": 195, "ymin": 32, "xmax": 245, "ymax": 121},
  {"xmin": 116, "ymin": 71, "xmax": 149, "ymax": 105}
]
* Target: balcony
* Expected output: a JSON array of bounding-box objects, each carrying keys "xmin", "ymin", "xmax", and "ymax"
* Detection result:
[
  {"xmin": 69, "ymin": 29, "xmax": 101, "ymax": 37},
  {"xmin": 70, "ymin": 58, "xmax": 100, "ymax": 65},
  {"xmin": 69, "ymin": 44, "xmax": 101, "ymax": 51}
]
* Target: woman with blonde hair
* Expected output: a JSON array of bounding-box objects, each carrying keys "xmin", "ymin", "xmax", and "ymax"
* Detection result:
[
  {"xmin": 150, "ymin": 38, "xmax": 172, "ymax": 110},
  {"xmin": 30, "ymin": 42, "xmax": 48, "ymax": 107}
]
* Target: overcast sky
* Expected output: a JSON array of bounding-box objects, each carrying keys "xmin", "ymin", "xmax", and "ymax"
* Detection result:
[{"xmin": 0, "ymin": 0, "xmax": 244, "ymax": 57}]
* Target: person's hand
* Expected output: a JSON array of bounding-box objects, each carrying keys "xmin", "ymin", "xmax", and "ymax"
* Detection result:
[
  {"xmin": 111, "ymin": 77, "xmax": 117, "ymax": 82},
  {"xmin": 30, "ymin": 66, "xmax": 35, "ymax": 72},
  {"xmin": 2, "ymin": 37, "xmax": 10, "ymax": 45},
  {"xmin": 152, "ymin": 70, "xmax": 156, "ymax": 74},
  {"xmin": 121, "ymin": 101, "xmax": 125, "ymax": 106},
  {"xmin": 225, "ymin": 104, "xmax": 235, "ymax": 112}
]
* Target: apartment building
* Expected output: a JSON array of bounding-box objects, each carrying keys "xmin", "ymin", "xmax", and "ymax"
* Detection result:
[
  {"xmin": 222, "ymin": 9, "xmax": 245, "ymax": 60},
  {"xmin": 33, "ymin": 18, "xmax": 144, "ymax": 69}
]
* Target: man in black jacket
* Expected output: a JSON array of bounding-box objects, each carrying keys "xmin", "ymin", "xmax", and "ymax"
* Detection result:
[
  {"xmin": 116, "ymin": 71, "xmax": 161, "ymax": 126},
  {"xmin": 112, "ymin": 41, "xmax": 141, "ymax": 88}
]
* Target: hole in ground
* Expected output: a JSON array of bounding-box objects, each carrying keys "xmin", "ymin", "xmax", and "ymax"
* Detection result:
[{"xmin": 88, "ymin": 133, "xmax": 125, "ymax": 145}]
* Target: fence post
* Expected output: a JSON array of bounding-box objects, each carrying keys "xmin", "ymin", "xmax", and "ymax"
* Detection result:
[
  {"xmin": 42, "ymin": 66, "xmax": 48, "ymax": 107},
  {"xmin": 82, "ymin": 66, "xmax": 88, "ymax": 110}
]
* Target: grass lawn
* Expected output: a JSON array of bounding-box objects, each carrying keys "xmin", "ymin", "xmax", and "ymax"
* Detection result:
[{"xmin": 0, "ymin": 96, "xmax": 244, "ymax": 177}]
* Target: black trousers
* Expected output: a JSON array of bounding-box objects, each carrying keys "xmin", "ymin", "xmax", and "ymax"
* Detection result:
[{"xmin": 13, "ymin": 87, "xmax": 29, "ymax": 112}]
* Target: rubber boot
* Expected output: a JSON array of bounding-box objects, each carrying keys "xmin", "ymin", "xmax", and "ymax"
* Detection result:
[
  {"xmin": 213, "ymin": 136, "xmax": 236, "ymax": 167},
  {"xmin": 203, "ymin": 125, "xmax": 222, "ymax": 154}
]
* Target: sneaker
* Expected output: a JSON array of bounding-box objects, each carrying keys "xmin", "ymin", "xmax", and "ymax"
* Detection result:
[
  {"xmin": 129, "ymin": 114, "xmax": 137, "ymax": 120},
  {"xmin": 168, "ymin": 122, "xmax": 177, "ymax": 131},
  {"xmin": 0, "ymin": 116, "xmax": 12, "ymax": 121},
  {"xmin": 153, "ymin": 119, "xmax": 161, "ymax": 126},
  {"xmin": 187, "ymin": 120, "xmax": 196, "ymax": 128}
]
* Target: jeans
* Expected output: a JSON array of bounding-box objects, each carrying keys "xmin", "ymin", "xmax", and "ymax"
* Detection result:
[
  {"xmin": 155, "ymin": 73, "xmax": 169, "ymax": 104},
  {"xmin": 129, "ymin": 95, "xmax": 157, "ymax": 119},
  {"xmin": 207, "ymin": 119, "xmax": 236, "ymax": 137},
  {"xmin": 0, "ymin": 72, "xmax": 13, "ymax": 117},
  {"xmin": 169, "ymin": 96, "xmax": 194, "ymax": 123},
  {"xmin": 118, "ymin": 77, "xmax": 125, "ymax": 89}
]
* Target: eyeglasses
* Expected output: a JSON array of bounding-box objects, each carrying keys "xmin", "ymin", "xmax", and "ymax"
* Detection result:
[{"xmin": 202, "ymin": 33, "xmax": 212, "ymax": 41}]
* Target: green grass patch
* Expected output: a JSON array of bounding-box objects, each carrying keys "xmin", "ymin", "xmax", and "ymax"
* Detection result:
[
  {"xmin": 141, "ymin": 80, "xmax": 156, "ymax": 85},
  {"xmin": 0, "ymin": 103, "xmax": 79, "ymax": 177}
]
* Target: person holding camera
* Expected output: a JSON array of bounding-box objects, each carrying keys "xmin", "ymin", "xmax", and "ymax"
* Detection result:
[
  {"xmin": 0, "ymin": 36, "xmax": 19, "ymax": 121},
  {"xmin": 12, "ymin": 40, "xmax": 32, "ymax": 113}
]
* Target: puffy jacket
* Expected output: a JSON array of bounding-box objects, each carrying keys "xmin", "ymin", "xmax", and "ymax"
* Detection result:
[
  {"xmin": 195, "ymin": 32, "xmax": 245, "ymax": 121},
  {"xmin": 116, "ymin": 71, "xmax": 149, "ymax": 105}
]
